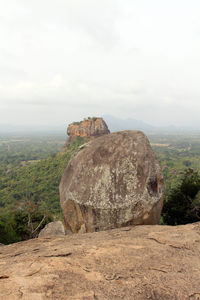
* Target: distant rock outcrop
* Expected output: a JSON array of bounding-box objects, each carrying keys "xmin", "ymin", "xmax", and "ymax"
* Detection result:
[
  {"xmin": 60, "ymin": 130, "xmax": 164, "ymax": 233},
  {"xmin": 38, "ymin": 221, "xmax": 65, "ymax": 238},
  {"xmin": 1, "ymin": 223, "xmax": 200, "ymax": 299},
  {"xmin": 65, "ymin": 117, "xmax": 110, "ymax": 145}
]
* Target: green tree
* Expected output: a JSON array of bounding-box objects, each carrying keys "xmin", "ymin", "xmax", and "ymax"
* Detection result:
[
  {"xmin": 0, "ymin": 211, "xmax": 18, "ymax": 244},
  {"xmin": 183, "ymin": 160, "xmax": 192, "ymax": 167},
  {"xmin": 0, "ymin": 207, "xmax": 53, "ymax": 244},
  {"xmin": 162, "ymin": 168, "xmax": 200, "ymax": 225}
]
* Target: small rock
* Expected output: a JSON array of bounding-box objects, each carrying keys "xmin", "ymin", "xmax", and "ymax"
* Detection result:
[{"xmin": 38, "ymin": 221, "xmax": 65, "ymax": 238}]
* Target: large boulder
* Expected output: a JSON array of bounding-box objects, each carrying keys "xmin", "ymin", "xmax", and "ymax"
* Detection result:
[{"xmin": 59, "ymin": 130, "xmax": 164, "ymax": 233}]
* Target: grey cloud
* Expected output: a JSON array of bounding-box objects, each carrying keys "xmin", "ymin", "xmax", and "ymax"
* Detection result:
[{"xmin": 0, "ymin": 1, "xmax": 200, "ymax": 127}]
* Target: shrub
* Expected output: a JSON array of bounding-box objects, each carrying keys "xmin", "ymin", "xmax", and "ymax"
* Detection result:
[
  {"xmin": 0, "ymin": 208, "xmax": 53, "ymax": 244},
  {"xmin": 162, "ymin": 168, "xmax": 200, "ymax": 225}
]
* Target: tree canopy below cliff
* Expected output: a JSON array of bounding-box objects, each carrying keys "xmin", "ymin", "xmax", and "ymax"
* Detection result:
[
  {"xmin": 0, "ymin": 135, "xmax": 84, "ymax": 244},
  {"xmin": 1, "ymin": 132, "xmax": 200, "ymax": 244}
]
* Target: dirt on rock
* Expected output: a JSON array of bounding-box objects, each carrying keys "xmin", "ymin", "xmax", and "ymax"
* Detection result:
[{"xmin": 0, "ymin": 223, "xmax": 200, "ymax": 300}]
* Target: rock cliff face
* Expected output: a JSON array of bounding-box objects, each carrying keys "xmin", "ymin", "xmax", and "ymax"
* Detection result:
[
  {"xmin": 0, "ymin": 223, "xmax": 200, "ymax": 300},
  {"xmin": 66, "ymin": 117, "xmax": 110, "ymax": 144},
  {"xmin": 60, "ymin": 130, "xmax": 164, "ymax": 233}
]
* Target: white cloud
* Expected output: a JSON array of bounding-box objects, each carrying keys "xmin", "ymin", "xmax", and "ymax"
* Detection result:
[{"xmin": 0, "ymin": 0, "xmax": 200, "ymax": 127}]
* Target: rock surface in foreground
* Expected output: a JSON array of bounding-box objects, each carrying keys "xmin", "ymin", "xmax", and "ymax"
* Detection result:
[
  {"xmin": 0, "ymin": 223, "xmax": 200, "ymax": 299},
  {"xmin": 60, "ymin": 130, "xmax": 164, "ymax": 233}
]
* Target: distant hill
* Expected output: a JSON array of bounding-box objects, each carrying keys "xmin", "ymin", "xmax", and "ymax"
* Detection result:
[
  {"xmin": 103, "ymin": 115, "xmax": 200, "ymax": 134},
  {"xmin": 103, "ymin": 115, "xmax": 155, "ymax": 132},
  {"xmin": 1, "ymin": 117, "xmax": 200, "ymax": 136}
]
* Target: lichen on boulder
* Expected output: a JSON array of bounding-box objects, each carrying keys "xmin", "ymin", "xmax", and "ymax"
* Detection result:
[{"xmin": 60, "ymin": 130, "xmax": 164, "ymax": 233}]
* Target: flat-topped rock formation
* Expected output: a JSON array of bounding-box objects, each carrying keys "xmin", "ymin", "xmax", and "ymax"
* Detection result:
[
  {"xmin": 60, "ymin": 130, "xmax": 164, "ymax": 233},
  {"xmin": 0, "ymin": 223, "xmax": 200, "ymax": 299},
  {"xmin": 66, "ymin": 117, "xmax": 110, "ymax": 145}
]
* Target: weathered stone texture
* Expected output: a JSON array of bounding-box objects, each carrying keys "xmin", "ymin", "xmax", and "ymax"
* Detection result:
[
  {"xmin": 1, "ymin": 223, "xmax": 200, "ymax": 300},
  {"xmin": 66, "ymin": 117, "xmax": 110, "ymax": 144},
  {"xmin": 60, "ymin": 130, "xmax": 164, "ymax": 233},
  {"xmin": 38, "ymin": 221, "xmax": 65, "ymax": 238}
]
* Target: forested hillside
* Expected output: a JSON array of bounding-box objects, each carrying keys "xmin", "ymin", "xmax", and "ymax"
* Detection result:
[
  {"xmin": 150, "ymin": 133, "xmax": 200, "ymax": 193},
  {"xmin": 1, "ymin": 132, "xmax": 200, "ymax": 244},
  {"xmin": 0, "ymin": 135, "xmax": 84, "ymax": 244}
]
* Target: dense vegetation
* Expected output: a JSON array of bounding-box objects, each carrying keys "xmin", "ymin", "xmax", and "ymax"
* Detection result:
[
  {"xmin": 1, "ymin": 131, "xmax": 200, "ymax": 244},
  {"xmin": 149, "ymin": 132, "xmax": 200, "ymax": 225},
  {"xmin": 0, "ymin": 135, "xmax": 85, "ymax": 244},
  {"xmin": 150, "ymin": 132, "xmax": 200, "ymax": 194},
  {"xmin": 162, "ymin": 168, "xmax": 200, "ymax": 225}
]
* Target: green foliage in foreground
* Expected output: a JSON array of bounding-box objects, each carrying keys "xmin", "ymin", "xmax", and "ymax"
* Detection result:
[
  {"xmin": 162, "ymin": 169, "xmax": 200, "ymax": 225},
  {"xmin": 0, "ymin": 209, "xmax": 53, "ymax": 244},
  {"xmin": 0, "ymin": 137, "xmax": 85, "ymax": 244}
]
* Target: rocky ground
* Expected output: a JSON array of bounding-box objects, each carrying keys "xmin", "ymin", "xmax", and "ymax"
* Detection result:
[{"xmin": 0, "ymin": 223, "xmax": 200, "ymax": 300}]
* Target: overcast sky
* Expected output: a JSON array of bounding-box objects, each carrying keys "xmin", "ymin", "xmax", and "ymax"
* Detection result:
[{"xmin": 1, "ymin": 0, "xmax": 200, "ymax": 128}]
